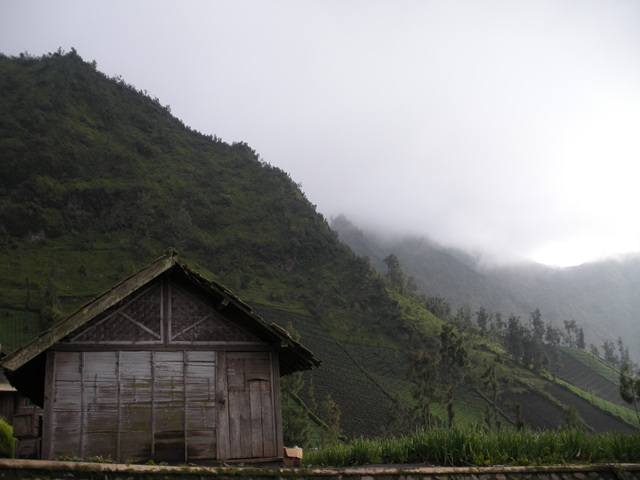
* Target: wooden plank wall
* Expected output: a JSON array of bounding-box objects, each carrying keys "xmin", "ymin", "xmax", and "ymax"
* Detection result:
[
  {"xmin": 47, "ymin": 350, "xmax": 216, "ymax": 463},
  {"xmin": 185, "ymin": 351, "xmax": 217, "ymax": 460},
  {"xmin": 0, "ymin": 392, "xmax": 17, "ymax": 424}
]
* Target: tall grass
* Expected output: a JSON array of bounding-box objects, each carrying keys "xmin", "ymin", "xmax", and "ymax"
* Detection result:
[{"xmin": 303, "ymin": 427, "xmax": 640, "ymax": 467}]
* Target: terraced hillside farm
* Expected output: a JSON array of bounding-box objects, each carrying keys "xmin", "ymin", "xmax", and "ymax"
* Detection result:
[
  {"xmin": 549, "ymin": 347, "xmax": 626, "ymax": 407},
  {"xmin": 544, "ymin": 382, "xmax": 636, "ymax": 433},
  {"xmin": 257, "ymin": 307, "xmax": 397, "ymax": 438},
  {"xmin": 257, "ymin": 307, "xmax": 509, "ymax": 437}
]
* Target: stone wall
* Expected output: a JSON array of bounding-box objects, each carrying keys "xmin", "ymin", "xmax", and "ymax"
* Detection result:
[{"xmin": 0, "ymin": 459, "xmax": 639, "ymax": 480}]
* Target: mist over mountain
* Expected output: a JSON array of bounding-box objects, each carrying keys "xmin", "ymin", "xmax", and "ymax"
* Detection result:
[
  {"xmin": 331, "ymin": 214, "xmax": 640, "ymax": 361},
  {"xmin": 1, "ymin": 50, "xmax": 638, "ymax": 437}
]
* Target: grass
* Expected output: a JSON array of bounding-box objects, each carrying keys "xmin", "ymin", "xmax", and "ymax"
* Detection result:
[{"xmin": 302, "ymin": 427, "xmax": 640, "ymax": 467}]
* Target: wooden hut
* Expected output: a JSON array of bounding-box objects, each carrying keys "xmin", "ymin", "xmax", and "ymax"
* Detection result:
[
  {"xmin": 0, "ymin": 350, "xmax": 42, "ymax": 458},
  {"xmin": 1, "ymin": 251, "xmax": 319, "ymax": 464}
]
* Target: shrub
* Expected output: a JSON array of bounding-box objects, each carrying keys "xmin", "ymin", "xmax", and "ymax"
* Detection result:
[{"xmin": 0, "ymin": 418, "xmax": 15, "ymax": 458}]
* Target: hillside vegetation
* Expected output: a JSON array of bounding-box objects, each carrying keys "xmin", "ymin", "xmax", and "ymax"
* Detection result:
[
  {"xmin": 331, "ymin": 215, "xmax": 640, "ymax": 361},
  {"xmin": 0, "ymin": 50, "xmax": 636, "ymax": 442},
  {"xmin": 0, "ymin": 49, "xmax": 404, "ymax": 347}
]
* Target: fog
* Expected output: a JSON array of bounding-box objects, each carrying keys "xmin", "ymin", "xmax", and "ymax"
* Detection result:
[{"xmin": 2, "ymin": 0, "xmax": 639, "ymax": 266}]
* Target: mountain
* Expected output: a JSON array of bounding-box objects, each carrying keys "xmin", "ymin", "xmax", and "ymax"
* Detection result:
[
  {"xmin": 331, "ymin": 214, "xmax": 640, "ymax": 362},
  {"xmin": 0, "ymin": 49, "xmax": 432, "ymax": 438},
  {"xmin": 0, "ymin": 49, "xmax": 402, "ymax": 344},
  {"xmin": 484, "ymin": 255, "xmax": 640, "ymax": 359},
  {"xmin": 0, "ymin": 50, "xmax": 637, "ymax": 441}
]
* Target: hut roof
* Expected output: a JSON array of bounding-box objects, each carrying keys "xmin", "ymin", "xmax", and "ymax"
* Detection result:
[{"xmin": 1, "ymin": 250, "xmax": 319, "ymax": 404}]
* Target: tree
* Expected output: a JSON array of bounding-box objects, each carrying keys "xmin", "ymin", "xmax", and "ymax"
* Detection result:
[
  {"xmin": 544, "ymin": 324, "xmax": 561, "ymax": 346},
  {"xmin": 563, "ymin": 319, "xmax": 577, "ymax": 348},
  {"xmin": 425, "ymin": 297, "xmax": 451, "ymax": 318},
  {"xmin": 385, "ymin": 396, "xmax": 416, "ymax": 436},
  {"xmin": 505, "ymin": 314, "xmax": 524, "ymax": 360},
  {"xmin": 522, "ymin": 309, "xmax": 546, "ymax": 371},
  {"xmin": 405, "ymin": 276, "xmax": 418, "ymax": 296},
  {"xmin": 507, "ymin": 402, "xmax": 526, "ymax": 431},
  {"xmin": 439, "ymin": 324, "xmax": 469, "ymax": 428},
  {"xmin": 603, "ymin": 339, "xmax": 617, "ymax": 365},
  {"xmin": 475, "ymin": 306, "xmax": 491, "ymax": 334},
  {"xmin": 454, "ymin": 304, "xmax": 472, "ymax": 330},
  {"xmin": 407, "ymin": 347, "xmax": 442, "ymax": 429},
  {"xmin": 383, "ymin": 254, "xmax": 405, "ymax": 293},
  {"xmin": 481, "ymin": 357, "xmax": 503, "ymax": 430},
  {"xmin": 522, "ymin": 329, "xmax": 545, "ymax": 372},
  {"xmin": 281, "ymin": 323, "xmax": 312, "ymax": 447},
  {"xmin": 530, "ymin": 308, "xmax": 545, "ymax": 340},
  {"xmin": 618, "ymin": 337, "xmax": 631, "ymax": 367},
  {"xmin": 564, "ymin": 406, "xmax": 585, "ymax": 430},
  {"xmin": 281, "ymin": 375, "xmax": 312, "ymax": 448},
  {"xmin": 318, "ymin": 394, "xmax": 342, "ymax": 446},
  {"xmin": 619, "ymin": 363, "xmax": 640, "ymax": 425},
  {"xmin": 576, "ymin": 327, "xmax": 586, "ymax": 350}
]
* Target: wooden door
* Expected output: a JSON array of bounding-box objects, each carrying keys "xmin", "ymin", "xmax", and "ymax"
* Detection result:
[{"xmin": 218, "ymin": 351, "xmax": 279, "ymax": 460}]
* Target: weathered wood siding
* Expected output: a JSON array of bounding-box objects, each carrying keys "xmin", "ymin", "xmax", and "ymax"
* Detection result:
[
  {"xmin": 0, "ymin": 392, "xmax": 17, "ymax": 424},
  {"xmin": 47, "ymin": 350, "xmax": 217, "ymax": 462},
  {"xmin": 42, "ymin": 276, "xmax": 283, "ymax": 463}
]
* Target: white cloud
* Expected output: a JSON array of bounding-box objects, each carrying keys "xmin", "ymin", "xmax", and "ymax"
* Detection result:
[{"xmin": 1, "ymin": 0, "xmax": 639, "ymax": 267}]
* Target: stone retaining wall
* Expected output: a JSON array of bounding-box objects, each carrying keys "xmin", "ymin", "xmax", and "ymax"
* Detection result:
[{"xmin": 0, "ymin": 459, "xmax": 639, "ymax": 480}]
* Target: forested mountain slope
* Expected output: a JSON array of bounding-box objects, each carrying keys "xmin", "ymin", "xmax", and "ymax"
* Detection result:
[
  {"xmin": 0, "ymin": 50, "xmax": 438, "ymax": 438},
  {"xmin": 487, "ymin": 258, "xmax": 640, "ymax": 360},
  {"xmin": 0, "ymin": 50, "xmax": 636, "ymax": 440},
  {"xmin": 331, "ymin": 215, "xmax": 640, "ymax": 361},
  {"xmin": 0, "ymin": 49, "xmax": 403, "ymax": 347}
]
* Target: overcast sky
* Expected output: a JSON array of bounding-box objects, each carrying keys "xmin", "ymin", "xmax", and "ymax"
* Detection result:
[{"xmin": 2, "ymin": 0, "xmax": 639, "ymax": 267}]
